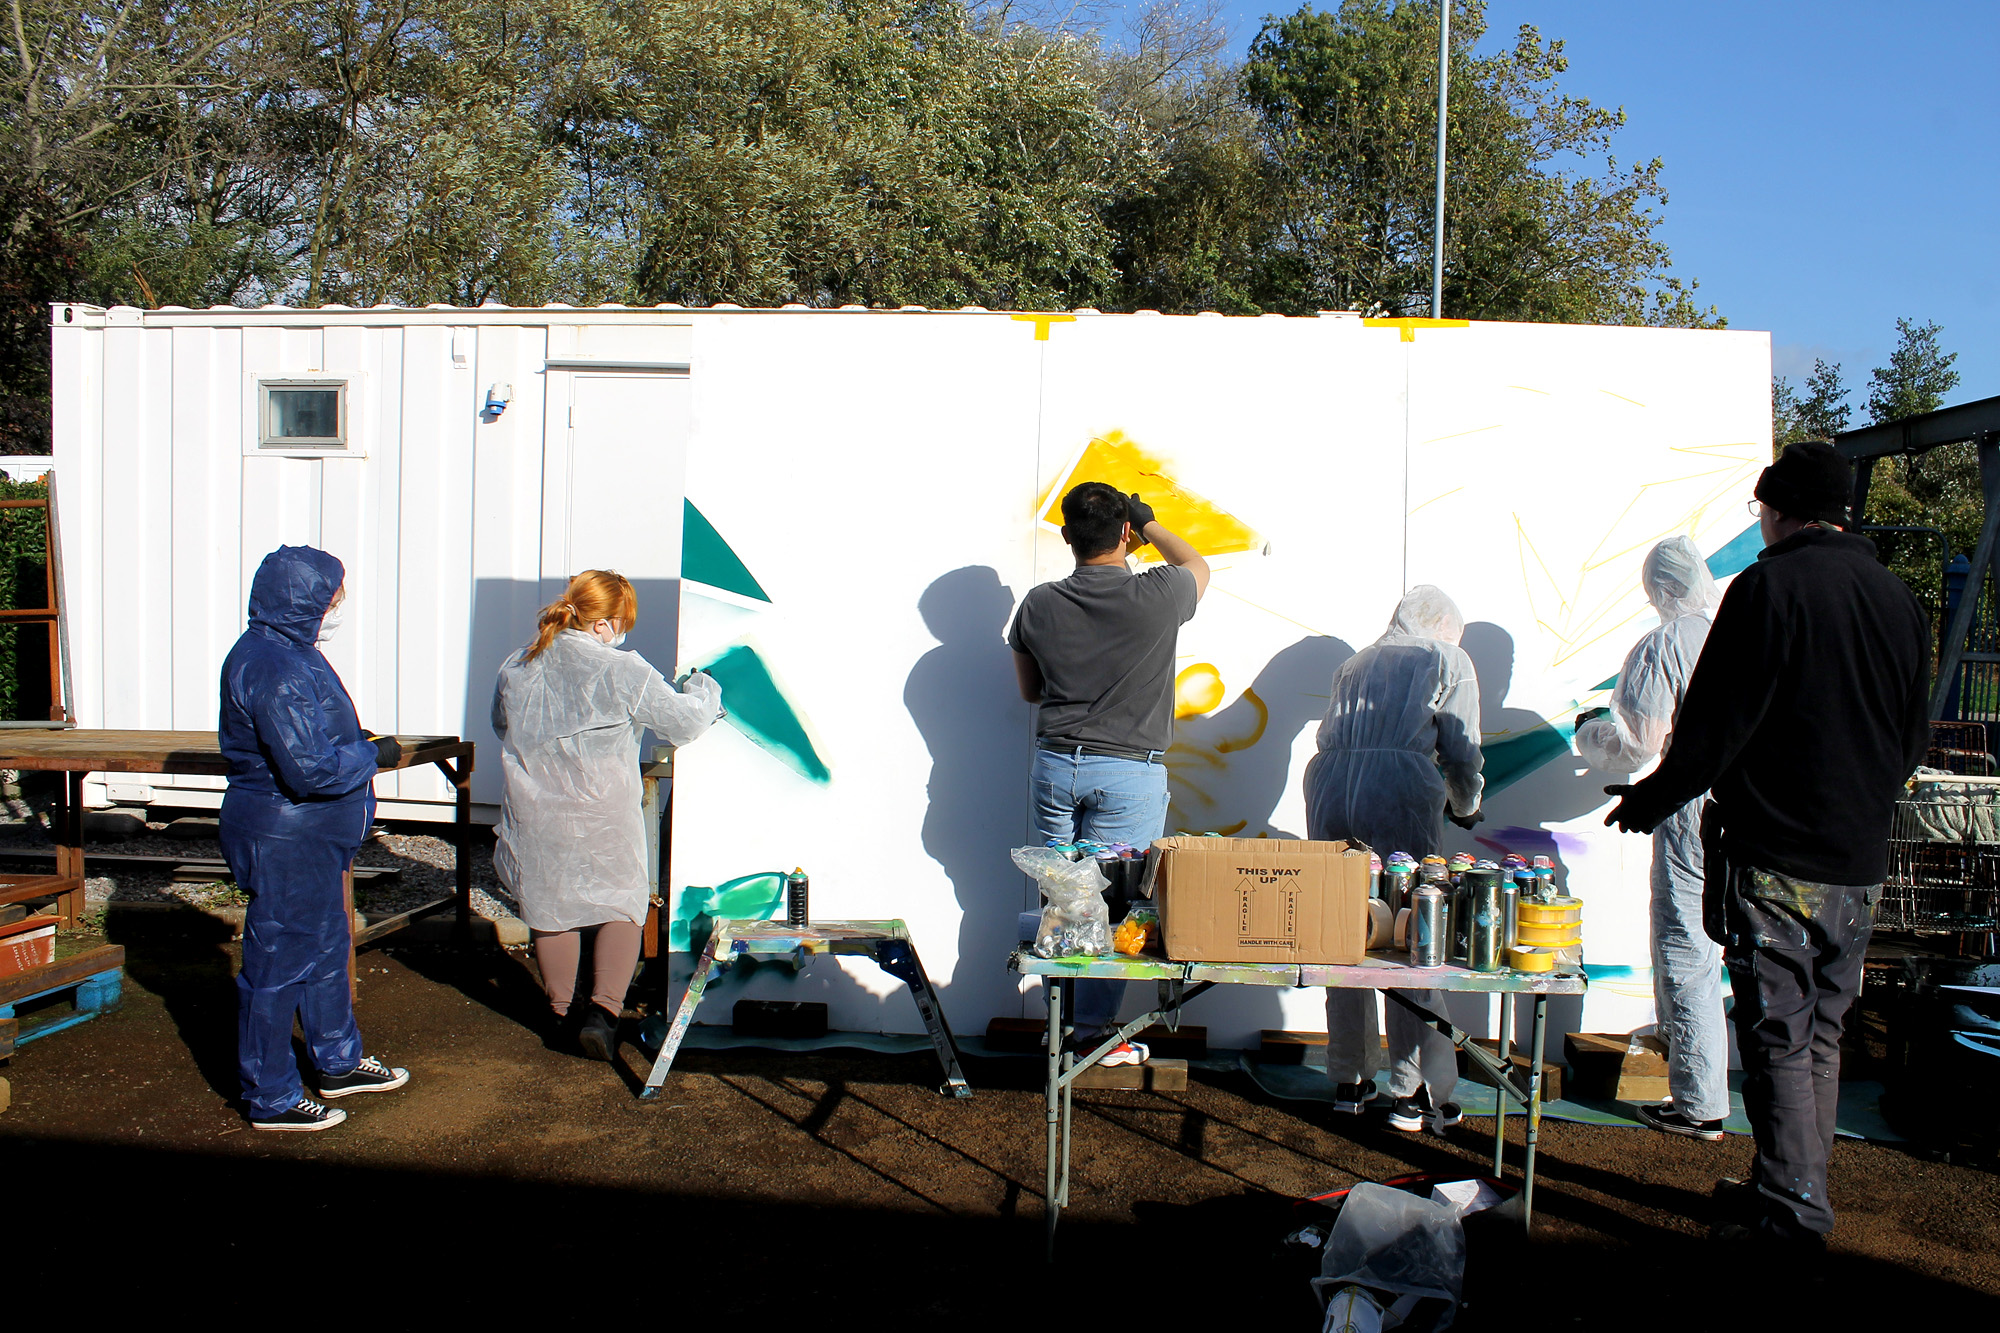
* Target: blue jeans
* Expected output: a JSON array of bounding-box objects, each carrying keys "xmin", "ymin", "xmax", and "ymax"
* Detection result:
[{"xmin": 1030, "ymin": 748, "xmax": 1170, "ymax": 1039}]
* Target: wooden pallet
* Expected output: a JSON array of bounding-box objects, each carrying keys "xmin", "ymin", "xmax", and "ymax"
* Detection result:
[
  {"xmin": 0, "ymin": 944, "xmax": 124, "ymax": 1049},
  {"xmin": 0, "ymin": 875, "xmax": 84, "ymax": 931}
]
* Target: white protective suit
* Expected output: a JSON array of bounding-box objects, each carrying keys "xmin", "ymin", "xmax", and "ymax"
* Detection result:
[
  {"xmin": 493, "ymin": 630, "xmax": 723, "ymax": 932},
  {"xmin": 1305, "ymin": 586, "xmax": 1484, "ymax": 1113},
  {"xmin": 1575, "ymin": 536, "xmax": 1729, "ymax": 1123}
]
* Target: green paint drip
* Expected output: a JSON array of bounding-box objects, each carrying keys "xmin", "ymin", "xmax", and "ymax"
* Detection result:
[
  {"xmin": 698, "ymin": 643, "xmax": 833, "ymax": 784},
  {"xmin": 683, "ymin": 500, "xmax": 771, "ymax": 602},
  {"xmin": 670, "ymin": 870, "xmax": 787, "ymax": 953}
]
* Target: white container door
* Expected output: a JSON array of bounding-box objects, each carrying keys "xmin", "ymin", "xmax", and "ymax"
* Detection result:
[{"xmin": 540, "ymin": 370, "xmax": 689, "ymax": 690}]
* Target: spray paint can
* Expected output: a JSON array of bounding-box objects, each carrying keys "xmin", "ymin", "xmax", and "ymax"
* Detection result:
[
  {"xmin": 786, "ymin": 867, "xmax": 809, "ymax": 926},
  {"xmin": 1384, "ymin": 862, "xmax": 1417, "ymax": 914},
  {"xmin": 1468, "ymin": 868, "xmax": 1504, "ymax": 972},
  {"xmin": 1448, "ymin": 880, "xmax": 1472, "ymax": 964},
  {"xmin": 1411, "ymin": 884, "xmax": 1446, "ymax": 967},
  {"xmin": 1369, "ymin": 852, "xmax": 1384, "ymax": 900},
  {"xmin": 1502, "ymin": 873, "xmax": 1521, "ymax": 951},
  {"xmin": 1533, "ymin": 865, "xmax": 1556, "ymax": 903}
]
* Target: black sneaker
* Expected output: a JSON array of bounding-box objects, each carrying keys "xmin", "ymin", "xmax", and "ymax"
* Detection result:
[
  {"xmin": 1331, "ymin": 1079, "xmax": 1378, "ymax": 1114},
  {"xmin": 1639, "ymin": 1102, "xmax": 1725, "ymax": 1141},
  {"xmin": 319, "ymin": 1055, "xmax": 410, "ymax": 1099},
  {"xmin": 577, "ymin": 1005, "xmax": 620, "ymax": 1062},
  {"xmin": 1386, "ymin": 1087, "xmax": 1462, "ymax": 1133},
  {"xmin": 250, "ymin": 1095, "xmax": 347, "ymax": 1132}
]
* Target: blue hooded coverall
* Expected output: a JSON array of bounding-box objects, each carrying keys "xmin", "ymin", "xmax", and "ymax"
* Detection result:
[{"xmin": 219, "ymin": 546, "xmax": 383, "ymax": 1118}]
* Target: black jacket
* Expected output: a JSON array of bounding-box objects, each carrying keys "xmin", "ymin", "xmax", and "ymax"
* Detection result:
[{"xmin": 1617, "ymin": 527, "xmax": 1930, "ymax": 886}]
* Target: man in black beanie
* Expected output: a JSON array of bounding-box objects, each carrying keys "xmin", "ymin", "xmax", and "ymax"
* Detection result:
[{"xmin": 1603, "ymin": 440, "xmax": 1931, "ymax": 1248}]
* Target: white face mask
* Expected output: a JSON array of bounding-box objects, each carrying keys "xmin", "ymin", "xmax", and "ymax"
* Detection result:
[{"xmin": 317, "ymin": 607, "xmax": 344, "ymax": 644}]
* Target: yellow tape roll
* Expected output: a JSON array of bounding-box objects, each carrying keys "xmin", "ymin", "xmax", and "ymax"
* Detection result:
[
  {"xmin": 1516, "ymin": 901, "xmax": 1582, "ymax": 925},
  {"xmin": 1394, "ymin": 907, "xmax": 1411, "ymax": 949},
  {"xmin": 1516, "ymin": 921, "xmax": 1583, "ymax": 946},
  {"xmin": 1508, "ymin": 945, "xmax": 1558, "ymax": 972}
]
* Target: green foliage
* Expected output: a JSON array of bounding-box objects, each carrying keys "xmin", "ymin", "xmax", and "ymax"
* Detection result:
[
  {"xmin": 0, "ymin": 0, "xmax": 1726, "ymax": 445},
  {"xmin": 1236, "ymin": 0, "xmax": 1719, "ymax": 324},
  {"xmin": 1773, "ymin": 357, "xmax": 1852, "ymax": 447},
  {"xmin": 0, "ymin": 476, "xmax": 55, "ymax": 721},
  {"xmin": 1867, "ymin": 317, "xmax": 1961, "ymax": 426}
]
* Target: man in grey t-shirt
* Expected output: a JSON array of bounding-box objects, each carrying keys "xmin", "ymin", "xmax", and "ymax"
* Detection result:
[{"xmin": 1009, "ymin": 481, "xmax": 1209, "ymax": 1062}]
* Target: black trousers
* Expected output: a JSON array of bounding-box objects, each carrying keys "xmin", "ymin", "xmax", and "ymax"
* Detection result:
[{"xmin": 1721, "ymin": 865, "xmax": 1877, "ymax": 1238}]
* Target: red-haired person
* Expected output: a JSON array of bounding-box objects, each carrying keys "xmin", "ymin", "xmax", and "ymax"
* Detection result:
[{"xmin": 492, "ymin": 570, "xmax": 723, "ymax": 1060}]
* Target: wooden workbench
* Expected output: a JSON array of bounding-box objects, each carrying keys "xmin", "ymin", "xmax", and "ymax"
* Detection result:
[{"xmin": 0, "ymin": 730, "xmax": 474, "ymax": 943}]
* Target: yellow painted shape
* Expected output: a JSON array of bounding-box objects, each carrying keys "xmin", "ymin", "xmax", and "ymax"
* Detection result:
[
  {"xmin": 1011, "ymin": 312, "xmax": 1076, "ymax": 341},
  {"xmin": 1215, "ymin": 689, "xmax": 1268, "ymax": 754},
  {"xmin": 1364, "ymin": 317, "xmax": 1471, "ymax": 342},
  {"xmin": 1038, "ymin": 430, "xmax": 1262, "ymax": 562},
  {"xmin": 1175, "ymin": 663, "xmax": 1226, "ymax": 719}
]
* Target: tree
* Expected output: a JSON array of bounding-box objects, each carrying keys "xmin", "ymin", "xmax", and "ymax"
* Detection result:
[
  {"xmin": 1867, "ymin": 317, "xmax": 1960, "ymax": 425},
  {"xmin": 1774, "ymin": 357, "xmax": 1851, "ymax": 447},
  {"xmin": 1238, "ymin": 0, "xmax": 1720, "ymax": 324}
]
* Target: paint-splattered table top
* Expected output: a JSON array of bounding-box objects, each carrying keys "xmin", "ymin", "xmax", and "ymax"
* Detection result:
[
  {"xmin": 722, "ymin": 919, "xmax": 912, "ymax": 957},
  {"xmin": 0, "ymin": 730, "xmax": 471, "ymax": 774},
  {"xmin": 1009, "ymin": 948, "xmax": 1586, "ymax": 994}
]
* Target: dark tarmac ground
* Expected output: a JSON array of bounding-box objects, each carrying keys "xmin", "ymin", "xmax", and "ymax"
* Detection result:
[{"xmin": 3, "ymin": 913, "xmax": 1997, "ymax": 1329}]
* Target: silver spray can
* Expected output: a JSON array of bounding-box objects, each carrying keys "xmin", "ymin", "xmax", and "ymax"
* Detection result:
[
  {"xmin": 1468, "ymin": 869, "xmax": 1504, "ymax": 972},
  {"xmin": 1384, "ymin": 864, "xmax": 1416, "ymax": 914},
  {"xmin": 1502, "ymin": 873, "xmax": 1521, "ymax": 951},
  {"xmin": 1448, "ymin": 881, "xmax": 1472, "ymax": 964},
  {"xmin": 1411, "ymin": 884, "xmax": 1446, "ymax": 967}
]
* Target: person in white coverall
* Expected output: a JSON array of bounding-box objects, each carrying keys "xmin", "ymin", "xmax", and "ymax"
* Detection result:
[
  {"xmin": 1575, "ymin": 536, "xmax": 1730, "ymax": 1138},
  {"xmin": 493, "ymin": 569, "xmax": 724, "ymax": 1064},
  {"xmin": 1304, "ymin": 586, "xmax": 1485, "ymax": 1134}
]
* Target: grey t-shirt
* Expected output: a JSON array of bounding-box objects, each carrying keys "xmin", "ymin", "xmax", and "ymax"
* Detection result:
[{"xmin": 1008, "ymin": 563, "xmax": 1199, "ymax": 754}]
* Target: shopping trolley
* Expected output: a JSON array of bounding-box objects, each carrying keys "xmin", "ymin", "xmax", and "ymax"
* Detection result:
[{"xmin": 1880, "ymin": 771, "xmax": 2000, "ymax": 936}]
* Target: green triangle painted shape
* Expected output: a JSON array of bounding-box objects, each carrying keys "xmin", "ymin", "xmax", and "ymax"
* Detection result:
[
  {"xmin": 698, "ymin": 643, "xmax": 831, "ymax": 784},
  {"xmin": 683, "ymin": 500, "xmax": 771, "ymax": 602},
  {"xmin": 1592, "ymin": 674, "xmax": 1619, "ymax": 692}
]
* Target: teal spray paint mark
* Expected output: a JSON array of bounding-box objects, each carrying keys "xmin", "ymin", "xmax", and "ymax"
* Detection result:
[
  {"xmin": 683, "ymin": 500, "xmax": 772, "ymax": 602},
  {"xmin": 1480, "ymin": 720, "xmax": 1577, "ymax": 796},
  {"xmin": 1705, "ymin": 521, "xmax": 1763, "ymax": 580},
  {"xmin": 696, "ymin": 643, "xmax": 832, "ymax": 784},
  {"xmin": 670, "ymin": 870, "xmax": 788, "ymax": 953}
]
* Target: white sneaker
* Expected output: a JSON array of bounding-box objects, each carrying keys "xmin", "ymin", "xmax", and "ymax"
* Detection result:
[{"xmin": 1100, "ymin": 1041, "xmax": 1151, "ymax": 1067}]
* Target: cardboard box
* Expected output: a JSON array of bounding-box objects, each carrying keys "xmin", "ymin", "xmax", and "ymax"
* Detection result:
[
  {"xmin": 1153, "ymin": 836, "xmax": 1371, "ymax": 965},
  {"xmin": 1564, "ymin": 1032, "xmax": 1671, "ymax": 1102}
]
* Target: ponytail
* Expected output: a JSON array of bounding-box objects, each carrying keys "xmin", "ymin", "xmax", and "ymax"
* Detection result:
[{"xmin": 523, "ymin": 570, "xmax": 639, "ymax": 662}]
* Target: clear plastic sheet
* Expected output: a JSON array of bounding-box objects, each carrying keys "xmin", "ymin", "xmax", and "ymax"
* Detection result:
[{"xmin": 1311, "ymin": 1183, "xmax": 1465, "ymax": 1330}]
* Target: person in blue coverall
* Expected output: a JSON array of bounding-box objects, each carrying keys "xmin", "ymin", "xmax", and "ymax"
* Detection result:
[{"xmin": 220, "ymin": 546, "xmax": 410, "ymax": 1131}]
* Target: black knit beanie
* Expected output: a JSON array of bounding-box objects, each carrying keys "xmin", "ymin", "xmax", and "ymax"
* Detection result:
[{"xmin": 1755, "ymin": 441, "xmax": 1853, "ymax": 526}]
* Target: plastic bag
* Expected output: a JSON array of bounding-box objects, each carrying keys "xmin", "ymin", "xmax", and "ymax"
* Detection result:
[
  {"xmin": 1013, "ymin": 846, "xmax": 1112, "ymax": 959},
  {"xmin": 1114, "ymin": 906, "xmax": 1160, "ymax": 956},
  {"xmin": 1311, "ymin": 1183, "xmax": 1465, "ymax": 1330}
]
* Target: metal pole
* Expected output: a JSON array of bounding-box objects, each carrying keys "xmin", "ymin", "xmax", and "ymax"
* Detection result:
[{"xmin": 1430, "ymin": 0, "xmax": 1451, "ymax": 319}]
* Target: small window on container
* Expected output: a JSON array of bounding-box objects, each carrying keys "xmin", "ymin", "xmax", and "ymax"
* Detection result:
[{"xmin": 259, "ymin": 381, "xmax": 346, "ymax": 449}]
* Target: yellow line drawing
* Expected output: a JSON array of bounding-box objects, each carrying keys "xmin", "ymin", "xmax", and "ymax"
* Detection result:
[
  {"xmin": 1409, "ymin": 486, "xmax": 1464, "ymax": 517},
  {"xmin": 1418, "ymin": 424, "xmax": 1503, "ymax": 446},
  {"xmin": 1599, "ymin": 389, "xmax": 1647, "ymax": 407}
]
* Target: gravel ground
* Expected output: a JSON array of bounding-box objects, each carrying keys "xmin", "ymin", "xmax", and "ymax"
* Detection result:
[{"xmin": 0, "ymin": 784, "xmax": 521, "ymax": 923}]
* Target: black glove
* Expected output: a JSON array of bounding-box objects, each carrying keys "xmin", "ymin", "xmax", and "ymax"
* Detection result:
[
  {"xmin": 1602, "ymin": 783, "xmax": 1659, "ymax": 834},
  {"xmin": 1126, "ymin": 492, "xmax": 1157, "ymax": 540},
  {"xmin": 369, "ymin": 734, "xmax": 402, "ymax": 769},
  {"xmin": 1574, "ymin": 707, "xmax": 1610, "ymax": 733},
  {"xmin": 1448, "ymin": 806, "xmax": 1483, "ymax": 831}
]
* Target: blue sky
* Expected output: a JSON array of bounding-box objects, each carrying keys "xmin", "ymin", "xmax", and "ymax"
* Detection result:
[{"xmin": 1127, "ymin": 1, "xmax": 1998, "ymax": 420}]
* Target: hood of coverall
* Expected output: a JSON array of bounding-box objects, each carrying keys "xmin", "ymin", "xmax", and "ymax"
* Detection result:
[
  {"xmin": 247, "ymin": 546, "xmax": 345, "ymax": 648},
  {"xmin": 1641, "ymin": 536, "xmax": 1722, "ymax": 622},
  {"xmin": 1385, "ymin": 585, "xmax": 1465, "ymax": 645}
]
